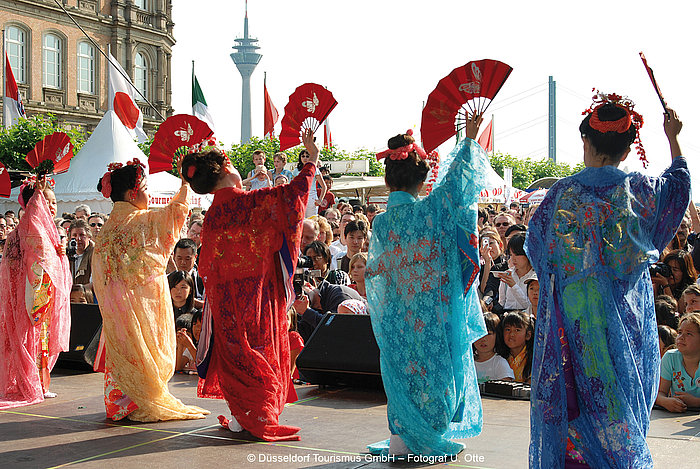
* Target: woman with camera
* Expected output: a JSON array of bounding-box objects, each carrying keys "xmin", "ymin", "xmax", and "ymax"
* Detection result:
[{"xmin": 652, "ymin": 249, "xmax": 698, "ymax": 311}]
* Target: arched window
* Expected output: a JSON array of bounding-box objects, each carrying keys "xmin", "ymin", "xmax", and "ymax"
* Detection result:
[
  {"xmin": 134, "ymin": 52, "xmax": 147, "ymax": 99},
  {"xmin": 5, "ymin": 26, "xmax": 27, "ymax": 84},
  {"xmin": 77, "ymin": 42, "xmax": 95, "ymax": 94},
  {"xmin": 43, "ymin": 33, "xmax": 62, "ymax": 89}
]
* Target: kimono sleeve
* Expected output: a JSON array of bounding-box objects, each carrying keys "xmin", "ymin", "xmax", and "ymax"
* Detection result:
[{"xmin": 148, "ymin": 184, "xmax": 190, "ymax": 254}]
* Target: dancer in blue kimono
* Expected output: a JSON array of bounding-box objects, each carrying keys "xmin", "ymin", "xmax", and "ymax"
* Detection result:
[
  {"xmin": 525, "ymin": 92, "xmax": 690, "ymax": 468},
  {"xmin": 366, "ymin": 113, "xmax": 487, "ymax": 457}
]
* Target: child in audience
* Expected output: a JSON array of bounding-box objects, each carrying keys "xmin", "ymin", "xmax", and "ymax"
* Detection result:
[
  {"xmin": 348, "ymin": 252, "xmax": 367, "ymax": 299},
  {"xmin": 496, "ymin": 233, "xmax": 536, "ymax": 312},
  {"xmin": 498, "ymin": 311, "xmax": 534, "ymax": 383},
  {"xmin": 682, "ymin": 284, "xmax": 700, "ymax": 314},
  {"xmin": 524, "ymin": 276, "xmax": 539, "ymax": 318},
  {"xmin": 70, "ymin": 284, "xmax": 94, "ymax": 304},
  {"xmin": 175, "ymin": 313, "xmax": 197, "ymax": 372},
  {"xmin": 655, "ymin": 295, "xmax": 680, "ymax": 330},
  {"xmin": 658, "ymin": 325, "xmax": 677, "ymax": 359},
  {"xmin": 656, "ymin": 313, "xmax": 700, "ymax": 412},
  {"xmin": 474, "ymin": 312, "xmax": 514, "ymax": 382}
]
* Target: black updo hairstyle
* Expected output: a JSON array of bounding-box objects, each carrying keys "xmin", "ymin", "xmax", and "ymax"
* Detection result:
[
  {"xmin": 97, "ymin": 165, "xmax": 139, "ymax": 202},
  {"xmin": 579, "ymin": 103, "xmax": 637, "ymax": 162},
  {"xmin": 181, "ymin": 149, "xmax": 228, "ymax": 195},
  {"xmin": 384, "ymin": 133, "xmax": 430, "ymax": 192}
]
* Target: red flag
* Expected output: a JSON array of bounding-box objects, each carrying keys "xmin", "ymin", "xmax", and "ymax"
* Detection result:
[
  {"xmin": 4, "ymin": 52, "xmax": 26, "ymax": 128},
  {"xmin": 323, "ymin": 117, "xmax": 332, "ymax": 149},
  {"xmin": 477, "ymin": 117, "xmax": 493, "ymax": 153},
  {"xmin": 263, "ymin": 76, "xmax": 278, "ymax": 138}
]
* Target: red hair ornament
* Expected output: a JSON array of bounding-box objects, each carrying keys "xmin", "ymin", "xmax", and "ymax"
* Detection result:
[{"xmin": 376, "ymin": 129, "xmax": 428, "ymax": 161}]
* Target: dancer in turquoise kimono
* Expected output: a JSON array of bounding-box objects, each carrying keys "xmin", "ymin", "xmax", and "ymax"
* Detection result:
[
  {"xmin": 366, "ymin": 114, "xmax": 487, "ymax": 457},
  {"xmin": 525, "ymin": 92, "xmax": 690, "ymax": 468}
]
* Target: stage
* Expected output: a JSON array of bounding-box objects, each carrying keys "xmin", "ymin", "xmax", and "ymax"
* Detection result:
[{"xmin": 0, "ymin": 369, "xmax": 698, "ymax": 468}]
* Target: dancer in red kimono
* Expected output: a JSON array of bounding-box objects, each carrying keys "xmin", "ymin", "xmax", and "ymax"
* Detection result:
[{"xmin": 182, "ymin": 129, "xmax": 318, "ymax": 441}]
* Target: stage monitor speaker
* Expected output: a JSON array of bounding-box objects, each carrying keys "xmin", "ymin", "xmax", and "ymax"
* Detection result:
[
  {"xmin": 57, "ymin": 303, "xmax": 102, "ymax": 369},
  {"xmin": 296, "ymin": 313, "xmax": 382, "ymax": 388}
]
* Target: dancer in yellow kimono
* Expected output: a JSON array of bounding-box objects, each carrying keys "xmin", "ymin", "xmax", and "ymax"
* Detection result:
[{"xmin": 92, "ymin": 158, "xmax": 208, "ymax": 421}]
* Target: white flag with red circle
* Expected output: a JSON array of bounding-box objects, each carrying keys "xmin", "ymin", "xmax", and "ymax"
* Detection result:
[{"xmin": 107, "ymin": 52, "xmax": 147, "ymax": 142}]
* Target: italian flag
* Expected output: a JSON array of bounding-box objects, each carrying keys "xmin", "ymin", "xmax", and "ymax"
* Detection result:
[{"xmin": 192, "ymin": 62, "xmax": 215, "ymax": 131}]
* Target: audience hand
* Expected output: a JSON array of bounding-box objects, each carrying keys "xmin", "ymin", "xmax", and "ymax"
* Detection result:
[
  {"xmin": 674, "ymin": 391, "xmax": 700, "ymax": 408},
  {"xmin": 293, "ymin": 295, "xmax": 309, "ymax": 314},
  {"xmin": 660, "ymin": 395, "xmax": 687, "ymax": 413}
]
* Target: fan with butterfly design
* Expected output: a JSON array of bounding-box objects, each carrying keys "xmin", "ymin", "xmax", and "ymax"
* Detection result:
[
  {"xmin": 0, "ymin": 162, "xmax": 11, "ymax": 198},
  {"xmin": 279, "ymin": 83, "xmax": 338, "ymax": 151},
  {"xmin": 25, "ymin": 132, "xmax": 75, "ymax": 175},
  {"xmin": 421, "ymin": 59, "xmax": 513, "ymax": 153},
  {"xmin": 149, "ymin": 114, "xmax": 214, "ymax": 174}
]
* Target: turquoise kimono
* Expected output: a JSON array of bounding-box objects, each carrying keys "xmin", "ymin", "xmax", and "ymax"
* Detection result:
[{"xmin": 366, "ymin": 138, "xmax": 488, "ymax": 456}]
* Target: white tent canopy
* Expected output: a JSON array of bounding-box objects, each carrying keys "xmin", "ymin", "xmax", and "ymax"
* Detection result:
[{"xmin": 0, "ymin": 111, "xmax": 212, "ymax": 216}]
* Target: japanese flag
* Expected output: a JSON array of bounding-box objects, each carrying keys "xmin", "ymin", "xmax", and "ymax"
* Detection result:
[{"xmin": 108, "ymin": 52, "xmax": 147, "ymax": 142}]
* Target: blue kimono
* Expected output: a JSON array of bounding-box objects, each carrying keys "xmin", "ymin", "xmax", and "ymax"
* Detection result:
[
  {"xmin": 366, "ymin": 138, "xmax": 488, "ymax": 456},
  {"xmin": 525, "ymin": 157, "xmax": 690, "ymax": 468}
]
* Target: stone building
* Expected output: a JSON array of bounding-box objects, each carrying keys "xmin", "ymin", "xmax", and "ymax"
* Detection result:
[{"xmin": 1, "ymin": 0, "xmax": 174, "ymax": 134}]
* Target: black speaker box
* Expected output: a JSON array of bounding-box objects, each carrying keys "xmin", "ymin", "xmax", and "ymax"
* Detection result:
[
  {"xmin": 57, "ymin": 303, "xmax": 102, "ymax": 369},
  {"xmin": 296, "ymin": 313, "xmax": 383, "ymax": 388}
]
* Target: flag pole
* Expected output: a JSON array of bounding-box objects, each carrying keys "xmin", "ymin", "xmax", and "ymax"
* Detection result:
[
  {"xmin": 491, "ymin": 113, "xmax": 494, "ymax": 156},
  {"xmin": 2, "ymin": 28, "xmax": 6, "ymax": 129}
]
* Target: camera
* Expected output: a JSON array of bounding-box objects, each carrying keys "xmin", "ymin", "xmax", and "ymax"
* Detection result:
[
  {"xmin": 649, "ymin": 262, "xmax": 672, "ymax": 278},
  {"xmin": 66, "ymin": 239, "xmax": 78, "ymax": 258},
  {"xmin": 293, "ymin": 255, "xmax": 321, "ymax": 298},
  {"xmin": 297, "ymin": 255, "xmax": 314, "ymax": 269}
]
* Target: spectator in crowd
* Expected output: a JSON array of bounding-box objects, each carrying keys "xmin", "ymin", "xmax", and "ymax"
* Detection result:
[
  {"xmin": 353, "ymin": 204, "xmax": 365, "ymax": 215},
  {"xmin": 524, "ymin": 275, "xmax": 539, "ymax": 318},
  {"xmin": 655, "ymin": 295, "xmax": 680, "ymax": 330},
  {"xmin": 68, "ymin": 219, "xmax": 94, "ymax": 293},
  {"xmin": 652, "ymin": 249, "xmax": 698, "ymax": 311},
  {"xmin": 296, "ymin": 147, "xmax": 326, "ymax": 217},
  {"xmin": 474, "ymin": 312, "xmax": 514, "ymax": 383},
  {"xmin": 497, "ymin": 233, "xmax": 535, "ymax": 312},
  {"xmin": 504, "ymin": 223, "xmax": 527, "ymax": 246},
  {"xmin": 274, "ymin": 174, "xmax": 289, "ymax": 186},
  {"xmin": 303, "ymin": 241, "xmax": 349, "ymax": 286},
  {"xmin": 479, "ymin": 228, "xmax": 508, "ymax": 308},
  {"xmin": 168, "ymin": 270, "xmax": 198, "ymax": 319},
  {"xmin": 270, "ymin": 152, "xmax": 294, "ymax": 185},
  {"xmin": 492, "ymin": 212, "xmax": 516, "ymax": 246},
  {"xmin": 314, "ymin": 216, "xmax": 333, "ymax": 248},
  {"xmin": 70, "ymin": 284, "xmax": 94, "ymax": 304},
  {"xmin": 324, "ymin": 207, "xmax": 340, "ymax": 224},
  {"xmin": 286, "ymin": 308, "xmax": 304, "ymax": 403},
  {"xmin": 658, "ymin": 325, "xmax": 677, "ymax": 359},
  {"xmin": 174, "ymin": 313, "xmax": 197, "ymax": 372},
  {"xmin": 0, "ymin": 239, "xmax": 4, "ymax": 259},
  {"xmin": 329, "ymin": 220, "xmax": 341, "ymax": 244},
  {"xmin": 477, "ymin": 207, "xmax": 489, "ymax": 229},
  {"xmin": 87, "ymin": 213, "xmax": 105, "ymax": 237},
  {"xmin": 301, "ymin": 219, "xmax": 320, "ymax": 250},
  {"xmin": 330, "ymin": 212, "xmax": 356, "ymax": 266},
  {"xmin": 243, "ymin": 150, "xmax": 271, "ymax": 191},
  {"xmin": 0, "ymin": 215, "xmax": 6, "ymax": 240},
  {"xmin": 337, "ymin": 220, "xmax": 367, "ymax": 273},
  {"xmin": 17, "ymin": 207, "xmax": 24, "ymax": 220},
  {"xmin": 348, "ymin": 252, "xmax": 367, "ymax": 300},
  {"xmin": 318, "ymin": 175, "xmax": 335, "ymax": 213},
  {"xmin": 497, "ymin": 311, "xmax": 534, "ymax": 383},
  {"xmin": 74, "ymin": 204, "xmax": 91, "ymax": 220},
  {"xmin": 3, "ymin": 210, "xmax": 15, "ymax": 222},
  {"xmin": 187, "ymin": 219, "xmax": 203, "ymax": 250},
  {"xmin": 682, "ymin": 284, "xmax": 700, "ymax": 314},
  {"xmin": 293, "ymin": 280, "xmax": 363, "ymax": 341},
  {"xmin": 656, "ymin": 313, "xmax": 700, "ymax": 412},
  {"xmin": 366, "ymin": 204, "xmax": 378, "ymax": 227},
  {"xmin": 60, "ymin": 218, "xmax": 73, "ymax": 232},
  {"xmin": 56, "ymin": 227, "xmax": 67, "ymax": 251},
  {"xmin": 173, "ymin": 239, "xmax": 204, "ymax": 308}
]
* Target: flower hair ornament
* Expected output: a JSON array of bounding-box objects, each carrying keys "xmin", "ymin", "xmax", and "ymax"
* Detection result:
[
  {"xmin": 582, "ymin": 89, "xmax": 647, "ymax": 167},
  {"xmin": 423, "ymin": 150, "xmax": 441, "ymax": 195},
  {"xmin": 100, "ymin": 158, "xmax": 146, "ymax": 198},
  {"xmin": 376, "ymin": 129, "xmax": 428, "ymax": 161},
  {"xmin": 173, "ymin": 137, "xmax": 225, "ymax": 179},
  {"xmin": 17, "ymin": 175, "xmax": 56, "ymax": 209}
]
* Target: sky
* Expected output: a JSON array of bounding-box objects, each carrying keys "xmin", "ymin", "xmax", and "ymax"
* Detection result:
[{"xmin": 170, "ymin": 0, "xmax": 700, "ymax": 191}]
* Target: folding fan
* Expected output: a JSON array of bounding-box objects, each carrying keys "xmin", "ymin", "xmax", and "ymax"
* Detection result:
[
  {"xmin": 421, "ymin": 59, "xmax": 513, "ymax": 153},
  {"xmin": 149, "ymin": 114, "xmax": 214, "ymax": 174},
  {"xmin": 0, "ymin": 162, "xmax": 11, "ymax": 198},
  {"xmin": 279, "ymin": 83, "xmax": 338, "ymax": 151},
  {"xmin": 25, "ymin": 132, "xmax": 74, "ymax": 175}
]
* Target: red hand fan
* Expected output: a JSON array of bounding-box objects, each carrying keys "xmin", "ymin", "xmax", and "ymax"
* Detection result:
[
  {"xmin": 149, "ymin": 114, "xmax": 214, "ymax": 174},
  {"xmin": 421, "ymin": 59, "xmax": 513, "ymax": 153},
  {"xmin": 0, "ymin": 162, "xmax": 10, "ymax": 198},
  {"xmin": 279, "ymin": 83, "xmax": 338, "ymax": 151},
  {"xmin": 25, "ymin": 132, "xmax": 74, "ymax": 174}
]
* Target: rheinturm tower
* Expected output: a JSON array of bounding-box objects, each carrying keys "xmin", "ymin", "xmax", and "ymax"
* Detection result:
[{"xmin": 231, "ymin": 3, "xmax": 261, "ymax": 143}]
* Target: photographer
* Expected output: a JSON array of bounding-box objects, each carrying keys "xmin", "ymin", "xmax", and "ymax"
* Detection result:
[
  {"xmin": 651, "ymin": 249, "xmax": 697, "ymax": 312},
  {"xmin": 67, "ymin": 219, "xmax": 94, "ymax": 295}
]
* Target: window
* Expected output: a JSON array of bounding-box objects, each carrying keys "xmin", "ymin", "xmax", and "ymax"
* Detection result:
[
  {"xmin": 77, "ymin": 42, "xmax": 95, "ymax": 94},
  {"xmin": 43, "ymin": 33, "xmax": 62, "ymax": 89},
  {"xmin": 134, "ymin": 52, "xmax": 147, "ymax": 99},
  {"xmin": 5, "ymin": 26, "xmax": 26, "ymax": 84},
  {"xmin": 134, "ymin": 0, "xmax": 147, "ymax": 9}
]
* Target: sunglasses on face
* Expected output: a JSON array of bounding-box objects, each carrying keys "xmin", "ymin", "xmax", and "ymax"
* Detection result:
[
  {"xmin": 90, "ymin": 222, "xmax": 103, "ymax": 227},
  {"xmin": 494, "ymin": 222, "xmax": 511, "ymax": 227}
]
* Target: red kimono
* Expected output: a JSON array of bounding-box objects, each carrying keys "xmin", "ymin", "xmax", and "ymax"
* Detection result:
[{"xmin": 198, "ymin": 163, "xmax": 313, "ymax": 441}]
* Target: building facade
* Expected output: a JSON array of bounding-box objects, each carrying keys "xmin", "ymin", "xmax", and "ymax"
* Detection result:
[{"xmin": 1, "ymin": 0, "xmax": 174, "ymax": 134}]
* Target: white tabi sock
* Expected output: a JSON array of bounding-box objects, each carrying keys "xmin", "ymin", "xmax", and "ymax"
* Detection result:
[{"xmin": 389, "ymin": 434, "xmax": 410, "ymax": 455}]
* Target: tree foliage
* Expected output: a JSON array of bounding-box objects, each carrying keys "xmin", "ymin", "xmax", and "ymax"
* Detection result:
[
  {"xmin": 487, "ymin": 151, "xmax": 584, "ymax": 189},
  {"xmin": 0, "ymin": 115, "xmax": 88, "ymax": 171}
]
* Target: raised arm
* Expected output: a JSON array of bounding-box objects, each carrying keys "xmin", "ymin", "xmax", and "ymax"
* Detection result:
[{"xmin": 664, "ymin": 108, "xmax": 682, "ymax": 160}]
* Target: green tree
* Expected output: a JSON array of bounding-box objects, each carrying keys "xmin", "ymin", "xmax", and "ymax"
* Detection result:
[
  {"xmin": 0, "ymin": 115, "xmax": 88, "ymax": 171},
  {"xmin": 487, "ymin": 152, "xmax": 583, "ymax": 189}
]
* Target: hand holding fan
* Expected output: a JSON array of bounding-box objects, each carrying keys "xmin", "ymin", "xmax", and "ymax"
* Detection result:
[
  {"xmin": 421, "ymin": 59, "xmax": 513, "ymax": 153},
  {"xmin": 279, "ymin": 83, "xmax": 338, "ymax": 151},
  {"xmin": 25, "ymin": 132, "xmax": 74, "ymax": 175},
  {"xmin": 639, "ymin": 52, "xmax": 669, "ymax": 115},
  {"xmin": 0, "ymin": 162, "xmax": 11, "ymax": 198},
  {"xmin": 149, "ymin": 114, "xmax": 214, "ymax": 174}
]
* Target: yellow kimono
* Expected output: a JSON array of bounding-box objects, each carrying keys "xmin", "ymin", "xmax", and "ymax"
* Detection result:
[{"xmin": 92, "ymin": 185, "xmax": 208, "ymax": 421}]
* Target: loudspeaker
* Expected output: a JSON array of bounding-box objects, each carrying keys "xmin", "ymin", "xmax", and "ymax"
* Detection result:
[
  {"xmin": 296, "ymin": 313, "xmax": 383, "ymax": 388},
  {"xmin": 57, "ymin": 303, "xmax": 102, "ymax": 369}
]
